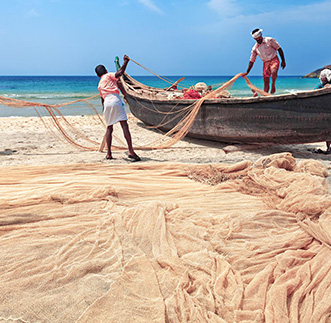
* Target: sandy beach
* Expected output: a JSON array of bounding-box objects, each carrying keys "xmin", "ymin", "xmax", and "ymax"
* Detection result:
[
  {"xmin": 1, "ymin": 114, "xmax": 331, "ymax": 322},
  {"xmin": 1, "ymin": 113, "xmax": 330, "ymax": 168},
  {"xmin": 1, "ymin": 114, "xmax": 330, "ymax": 190}
]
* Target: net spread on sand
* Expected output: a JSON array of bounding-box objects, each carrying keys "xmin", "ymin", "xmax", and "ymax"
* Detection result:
[{"xmin": 1, "ymin": 153, "xmax": 330, "ymax": 322}]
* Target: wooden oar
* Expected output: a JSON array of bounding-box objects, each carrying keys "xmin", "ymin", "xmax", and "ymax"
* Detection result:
[{"xmin": 165, "ymin": 77, "xmax": 185, "ymax": 91}]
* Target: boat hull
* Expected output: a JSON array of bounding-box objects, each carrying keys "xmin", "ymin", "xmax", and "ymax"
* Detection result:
[{"xmin": 123, "ymin": 78, "xmax": 331, "ymax": 144}]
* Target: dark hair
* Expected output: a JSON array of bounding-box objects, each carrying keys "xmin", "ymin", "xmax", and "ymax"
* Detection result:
[
  {"xmin": 251, "ymin": 28, "xmax": 260, "ymax": 34},
  {"xmin": 95, "ymin": 65, "xmax": 107, "ymax": 77}
]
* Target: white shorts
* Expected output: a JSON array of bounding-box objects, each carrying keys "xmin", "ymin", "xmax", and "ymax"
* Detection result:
[{"xmin": 103, "ymin": 93, "xmax": 127, "ymax": 126}]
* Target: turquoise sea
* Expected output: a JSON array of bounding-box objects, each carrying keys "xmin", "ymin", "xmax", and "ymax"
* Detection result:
[{"xmin": 0, "ymin": 75, "xmax": 319, "ymax": 117}]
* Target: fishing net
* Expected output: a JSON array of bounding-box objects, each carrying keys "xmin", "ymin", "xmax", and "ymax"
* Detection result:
[
  {"xmin": 0, "ymin": 152, "xmax": 330, "ymax": 322},
  {"xmin": 0, "ymin": 95, "xmax": 106, "ymax": 151},
  {"xmin": 0, "ymin": 60, "xmax": 270, "ymax": 153}
]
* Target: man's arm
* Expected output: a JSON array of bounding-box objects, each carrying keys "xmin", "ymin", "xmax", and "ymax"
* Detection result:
[
  {"xmin": 242, "ymin": 61, "xmax": 254, "ymax": 76},
  {"xmin": 278, "ymin": 48, "xmax": 286, "ymax": 69},
  {"xmin": 115, "ymin": 55, "xmax": 130, "ymax": 78},
  {"xmin": 101, "ymin": 97, "xmax": 104, "ymax": 112}
]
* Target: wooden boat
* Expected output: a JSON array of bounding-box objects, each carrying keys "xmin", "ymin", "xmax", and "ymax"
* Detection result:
[{"xmin": 118, "ymin": 68, "xmax": 331, "ymax": 145}]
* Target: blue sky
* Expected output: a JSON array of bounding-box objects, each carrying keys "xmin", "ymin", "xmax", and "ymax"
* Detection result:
[{"xmin": 0, "ymin": 0, "xmax": 330, "ymax": 76}]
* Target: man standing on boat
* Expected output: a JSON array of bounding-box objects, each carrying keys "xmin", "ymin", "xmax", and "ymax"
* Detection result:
[{"xmin": 243, "ymin": 28, "xmax": 286, "ymax": 94}]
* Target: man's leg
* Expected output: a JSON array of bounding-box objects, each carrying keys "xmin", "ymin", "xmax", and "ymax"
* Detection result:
[
  {"xmin": 263, "ymin": 61, "xmax": 270, "ymax": 93},
  {"xmin": 270, "ymin": 75, "xmax": 277, "ymax": 94},
  {"xmin": 270, "ymin": 58, "xmax": 280, "ymax": 94},
  {"xmin": 270, "ymin": 69, "xmax": 278, "ymax": 94},
  {"xmin": 263, "ymin": 77, "xmax": 270, "ymax": 93},
  {"xmin": 106, "ymin": 125, "xmax": 113, "ymax": 158},
  {"xmin": 120, "ymin": 120, "xmax": 135, "ymax": 156},
  {"xmin": 326, "ymin": 141, "xmax": 331, "ymax": 152}
]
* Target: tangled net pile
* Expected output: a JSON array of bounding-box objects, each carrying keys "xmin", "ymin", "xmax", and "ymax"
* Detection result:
[
  {"xmin": 0, "ymin": 60, "xmax": 269, "ymax": 152},
  {"xmin": 0, "ymin": 152, "xmax": 330, "ymax": 322}
]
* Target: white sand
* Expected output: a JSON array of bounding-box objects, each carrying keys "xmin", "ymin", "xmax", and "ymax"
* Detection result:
[{"xmin": 0, "ymin": 114, "xmax": 330, "ymax": 168}]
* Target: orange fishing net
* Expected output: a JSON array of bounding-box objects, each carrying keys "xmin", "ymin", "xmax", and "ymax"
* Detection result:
[
  {"xmin": 0, "ymin": 71, "xmax": 269, "ymax": 152},
  {"xmin": 0, "ymin": 153, "xmax": 330, "ymax": 322},
  {"xmin": 0, "ymin": 94, "xmax": 106, "ymax": 151}
]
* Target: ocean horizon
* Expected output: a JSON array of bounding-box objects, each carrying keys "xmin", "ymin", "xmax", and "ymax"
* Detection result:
[{"xmin": 0, "ymin": 75, "xmax": 320, "ymax": 118}]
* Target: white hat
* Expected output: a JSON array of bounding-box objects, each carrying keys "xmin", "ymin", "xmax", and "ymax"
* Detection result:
[
  {"xmin": 251, "ymin": 29, "xmax": 263, "ymax": 39},
  {"xmin": 194, "ymin": 82, "xmax": 207, "ymax": 92},
  {"xmin": 320, "ymin": 69, "xmax": 331, "ymax": 83}
]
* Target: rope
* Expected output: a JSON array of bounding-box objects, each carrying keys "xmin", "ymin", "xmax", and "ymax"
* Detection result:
[
  {"xmin": 128, "ymin": 58, "xmax": 185, "ymax": 89},
  {"xmin": 128, "ymin": 58, "xmax": 270, "ymax": 95},
  {"xmin": 242, "ymin": 75, "xmax": 271, "ymax": 96}
]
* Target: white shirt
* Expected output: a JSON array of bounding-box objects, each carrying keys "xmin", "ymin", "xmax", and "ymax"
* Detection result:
[{"xmin": 250, "ymin": 37, "xmax": 281, "ymax": 63}]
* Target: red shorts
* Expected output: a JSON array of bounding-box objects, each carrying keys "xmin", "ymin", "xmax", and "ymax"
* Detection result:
[{"xmin": 263, "ymin": 56, "xmax": 280, "ymax": 79}]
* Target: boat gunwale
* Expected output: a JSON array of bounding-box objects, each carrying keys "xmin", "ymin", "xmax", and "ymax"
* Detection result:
[{"xmin": 121, "ymin": 74, "xmax": 331, "ymax": 105}]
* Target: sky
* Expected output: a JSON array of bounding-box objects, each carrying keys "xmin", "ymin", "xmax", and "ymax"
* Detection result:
[{"xmin": 0, "ymin": 0, "xmax": 330, "ymax": 76}]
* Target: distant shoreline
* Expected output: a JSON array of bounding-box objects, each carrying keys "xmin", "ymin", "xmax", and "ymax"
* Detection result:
[{"xmin": 302, "ymin": 64, "xmax": 331, "ymax": 78}]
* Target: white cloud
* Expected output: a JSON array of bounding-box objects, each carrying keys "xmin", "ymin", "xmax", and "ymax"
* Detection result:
[
  {"xmin": 207, "ymin": 0, "xmax": 240, "ymax": 17},
  {"xmin": 25, "ymin": 9, "xmax": 40, "ymax": 18},
  {"xmin": 207, "ymin": 0, "xmax": 331, "ymax": 23},
  {"xmin": 204, "ymin": 0, "xmax": 331, "ymax": 34},
  {"xmin": 274, "ymin": 0, "xmax": 331, "ymax": 23},
  {"xmin": 138, "ymin": 0, "xmax": 163, "ymax": 14}
]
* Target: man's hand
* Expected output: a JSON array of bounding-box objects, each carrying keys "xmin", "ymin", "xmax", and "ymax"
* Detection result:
[
  {"xmin": 241, "ymin": 72, "xmax": 248, "ymax": 77},
  {"xmin": 281, "ymin": 61, "xmax": 286, "ymax": 69},
  {"xmin": 115, "ymin": 55, "xmax": 130, "ymax": 78}
]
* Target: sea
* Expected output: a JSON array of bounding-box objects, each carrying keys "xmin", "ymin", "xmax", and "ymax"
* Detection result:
[{"xmin": 0, "ymin": 75, "xmax": 319, "ymax": 117}]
